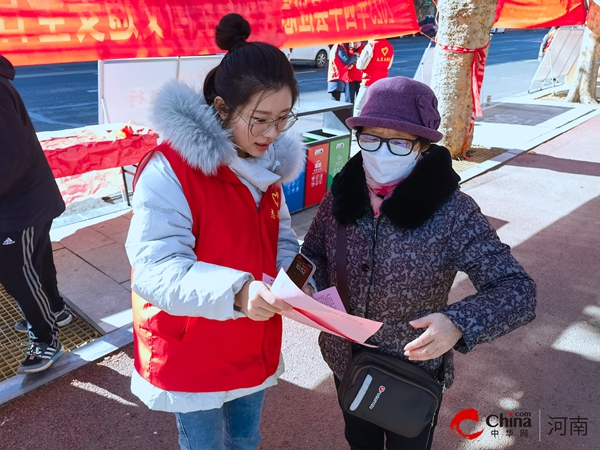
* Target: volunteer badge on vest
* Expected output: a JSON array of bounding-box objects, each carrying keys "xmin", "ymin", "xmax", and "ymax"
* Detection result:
[
  {"xmin": 381, "ymin": 47, "xmax": 389, "ymax": 56},
  {"xmin": 270, "ymin": 191, "xmax": 280, "ymax": 220}
]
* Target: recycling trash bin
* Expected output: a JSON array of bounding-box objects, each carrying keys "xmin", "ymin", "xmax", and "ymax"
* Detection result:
[
  {"xmin": 282, "ymin": 168, "xmax": 306, "ymax": 213},
  {"xmin": 303, "ymin": 136, "xmax": 329, "ymax": 208},
  {"xmin": 325, "ymin": 135, "xmax": 350, "ymax": 189},
  {"xmin": 302, "ymin": 129, "xmax": 351, "ymax": 192}
]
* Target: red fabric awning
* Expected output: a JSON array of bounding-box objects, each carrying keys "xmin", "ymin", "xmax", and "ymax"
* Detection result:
[
  {"xmin": 494, "ymin": 0, "xmax": 587, "ymax": 28},
  {"xmin": 0, "ymin": 0, "xmax": 418, "ymax": 67}
]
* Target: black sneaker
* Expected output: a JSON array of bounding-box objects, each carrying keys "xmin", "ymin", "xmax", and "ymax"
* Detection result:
[
  {"xmin": 15, "ymin": 309, "xmax": 73, "ymax": 333},
  {"xmin": 17, "ymin": 341, "xmax": 64, "ymax": 374},
  {"xmin": 55, "ymin": 309, "xmax": 73, "ymax": 326}
]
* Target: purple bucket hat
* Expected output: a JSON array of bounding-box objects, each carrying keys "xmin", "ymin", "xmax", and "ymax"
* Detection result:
[{"xmin": 346, "ymin": 76, "xmax": 444, "ymax": 142}]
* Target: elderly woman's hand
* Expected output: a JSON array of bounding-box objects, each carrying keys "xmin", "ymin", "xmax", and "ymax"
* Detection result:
[{"xmin": 403, "ymin": 313, "xmax": 463, "ymax": 361}]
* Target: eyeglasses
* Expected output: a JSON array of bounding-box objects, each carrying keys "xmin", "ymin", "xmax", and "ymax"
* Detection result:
[
  {"xmin": 229, "ymin": 105, "xmax": 298, "ymax": 137},
  {"xmin": 356, "ymin": 132, "xmax": 420, "ymax": 156}
]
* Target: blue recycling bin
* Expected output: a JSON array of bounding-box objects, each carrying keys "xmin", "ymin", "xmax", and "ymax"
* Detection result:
[{"xmin": 282, "ymin": 168, "xmax": 306, "ymax": 213}]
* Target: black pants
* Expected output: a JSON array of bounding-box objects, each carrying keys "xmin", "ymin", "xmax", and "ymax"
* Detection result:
[
  {"xmin": 345, "ymin": 81, "xmax": 361, "ymax": 104},
  {"xmin": 330, "ymin": 90, "xmax": 343, "ymax": 101},
  {"xmin": 0, "ymin": 220, "xmax": 62, "ymax": 344},
  {"xmin": 334, "ymin": 376, "xmax": 441, "ymax": 450}
]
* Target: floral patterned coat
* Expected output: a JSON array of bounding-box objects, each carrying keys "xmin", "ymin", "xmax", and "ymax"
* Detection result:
[{"xmin": 301, "ymin": 145, "xmax": 536, "ymax": 387}]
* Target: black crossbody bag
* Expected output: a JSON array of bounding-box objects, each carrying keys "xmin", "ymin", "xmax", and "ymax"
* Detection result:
[{"xmin": 335, "ymin": 222, "xmax": 447, "ymax": 439}]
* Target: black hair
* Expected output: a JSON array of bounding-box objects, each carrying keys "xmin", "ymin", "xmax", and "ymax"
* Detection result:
[{"xmin": 203, "ymin": 13, "xmax": 299, "ymax": 129}]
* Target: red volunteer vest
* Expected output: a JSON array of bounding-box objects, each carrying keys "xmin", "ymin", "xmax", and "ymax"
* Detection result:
[
  {"xmin": 362, "ymin": 40, "xmax": 394, "ymax": 87},
  {"xmin": 132, "ymin": 143, "xmax": 282, "ymax": 393},
  {"xmin": 347, "ymin": 45, "xmax": 364, "ymax": 83},
  {"xmin": 327, "ymin": 44, "xmax": 350, "ymax": 82}
]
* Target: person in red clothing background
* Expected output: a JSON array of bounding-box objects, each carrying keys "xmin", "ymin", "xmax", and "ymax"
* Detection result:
[
  {"xmin": 353, "ymin": 38, "xmax": 394, "ymax": 117},
  {"xmin": 327, "ymin": 43, "xmax": 357, "ymax": 101},
  {"xmin": 538, "ymin": 27, "xmax": 557, "ymax": 60},
  {"xmin": 345, "ymin": 41, "xmax": 364, "ymax": 104}
]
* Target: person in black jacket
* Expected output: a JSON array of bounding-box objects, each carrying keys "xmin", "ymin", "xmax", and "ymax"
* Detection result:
[
  {"xmin": 0, "ymin": 54, "xmax": 72, "ymax": 374},
  {"xmin": 301, "ymin": 77, "xmax": 536, "ymax": 450}
]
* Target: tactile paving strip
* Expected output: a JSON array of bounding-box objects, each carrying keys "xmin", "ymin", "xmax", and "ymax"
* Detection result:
[
  {"xmin": 452, "ymin": 147, "xmax": 506, "ymax": 173},
  {"xmin": 0, "ymin": 284, "xmax": 102, "ymax": 382}
]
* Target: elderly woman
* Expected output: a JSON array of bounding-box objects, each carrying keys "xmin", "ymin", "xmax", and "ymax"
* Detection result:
[{"xmin": 301, "ymin": 76, "xmax": 536, "ymax": 450}]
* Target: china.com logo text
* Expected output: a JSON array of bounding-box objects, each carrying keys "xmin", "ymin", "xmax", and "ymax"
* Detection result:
[
  {"xmin": 487, "ymin": 412, "xmax": 532, "ymax": 428},
  {"xmin": 450, "ymin": 408, "xmax": 532, "ymax": 440}
]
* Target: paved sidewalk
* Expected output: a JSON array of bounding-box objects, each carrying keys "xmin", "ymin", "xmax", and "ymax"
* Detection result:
[{"xmin": 0, "ymin": 93, "xmax": 599, "ymax": 449}]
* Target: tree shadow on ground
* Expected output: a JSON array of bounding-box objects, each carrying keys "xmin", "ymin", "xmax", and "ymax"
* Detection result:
[
  {"xmin": 507, "ymin": 152, "xmax": 600, "ymax": 178},
  {"xmin": 433, "ymin": 195, "xmax": 600, "ymax": 450},
  {"xmin": 260, "ymin": 376, "xmax": 348, "ymax": 450},
  {"xmin": 0, "ymin": 347, "xmax": 178, "ymax": 450}
]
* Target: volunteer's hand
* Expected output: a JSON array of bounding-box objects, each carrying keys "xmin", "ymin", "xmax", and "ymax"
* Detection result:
[
  {"xmin": 235, "ymin": 280, "xmax": 290, "ymax": 321},
  {"xmin": 302, "ymin": 283, "xmax": 315, "ymax": 297},
  {"xmin": 403, "ymin": 313, "xmax": 463, "ymax": 361}
]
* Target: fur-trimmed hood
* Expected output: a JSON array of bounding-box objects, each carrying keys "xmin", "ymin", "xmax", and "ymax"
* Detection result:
[
  {"xmin": 150, "ymin": 80, "xmax": 305, "ymax": 184},
  {"xmin": 331, "ymin": 145, "xmax": 461, "ymax": 229}
]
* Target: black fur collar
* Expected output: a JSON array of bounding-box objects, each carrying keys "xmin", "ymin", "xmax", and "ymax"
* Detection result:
[{"xmin": 331, "ymin": 144, "xmax": 460, "ymax": 229}]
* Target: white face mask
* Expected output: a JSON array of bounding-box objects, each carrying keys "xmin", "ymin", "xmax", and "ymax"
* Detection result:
[{"xmin": 361, "ymin": 148, "xmax": 419, "ymax": 184}]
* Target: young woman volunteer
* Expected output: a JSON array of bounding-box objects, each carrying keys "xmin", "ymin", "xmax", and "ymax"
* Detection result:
[
  {"xmin": 125, "ymin": 13, "xmax": 305, "ymax": 450},
  {"xmin": 301, "ymin": 76, "xmax": 537, "ymax": 450}
]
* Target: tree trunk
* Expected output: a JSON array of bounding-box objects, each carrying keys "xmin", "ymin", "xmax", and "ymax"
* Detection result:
[
  {"xmin": 566, "ymin": 1, "xmax": 600, "ymax": 104},
  {"xmin": 431, "ymin": 0, "xmax": 497, "ymax": 157}
]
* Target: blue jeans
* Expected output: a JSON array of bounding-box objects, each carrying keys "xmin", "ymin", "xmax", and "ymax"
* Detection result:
[{"xmin": 175, "ymin": 390, "xmax": 265, "ymax": 450}]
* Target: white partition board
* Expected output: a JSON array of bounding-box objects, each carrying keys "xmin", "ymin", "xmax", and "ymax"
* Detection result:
[
  {"xmin": 413, "ymin": 43, "xmax": 435, "ymax": 86},
  {"xmin": 177, "ymin": 55, "xmax": 223, "ymax": 91},
  {"xmin": 99, "ymin": 55, "xmax": 223, "ymax": 127},
  {"xmin": 529, "ymin": 27, "xmax": 584, "ymax": 92}
]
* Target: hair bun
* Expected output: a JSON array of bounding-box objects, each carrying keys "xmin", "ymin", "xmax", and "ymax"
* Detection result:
[{"xmin": 215, "ymin": 13, "xmax": 251, "ymax": 51}]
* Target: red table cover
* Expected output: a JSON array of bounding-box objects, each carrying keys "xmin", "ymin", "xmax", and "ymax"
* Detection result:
[{"xmin": 39, "ymin": 124, "xmax": 158, "ymax": 179}]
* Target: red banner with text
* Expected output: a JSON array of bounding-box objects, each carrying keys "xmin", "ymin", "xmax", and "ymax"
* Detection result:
[
  {"xmin": 494, "ymin": 0, "xmax": 586, "ymax": 28},
  {"xmin": 0, "ymin": 0, "xmax": 418, "ymax": 66}
]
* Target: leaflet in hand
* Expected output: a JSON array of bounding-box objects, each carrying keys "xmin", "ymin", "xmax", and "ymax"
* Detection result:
[
  {"xmin": 270, "ymin": 269, "xmax": 382, "ymax": 346},
  {"xmin": 312, "ymin": 287, "xmax": 346, "ymax": 313}
]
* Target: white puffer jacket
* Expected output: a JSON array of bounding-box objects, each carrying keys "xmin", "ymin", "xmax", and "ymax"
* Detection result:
[{"xmin": 125, "ymin": 81, "xmax": 305, "ymax": 412}]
